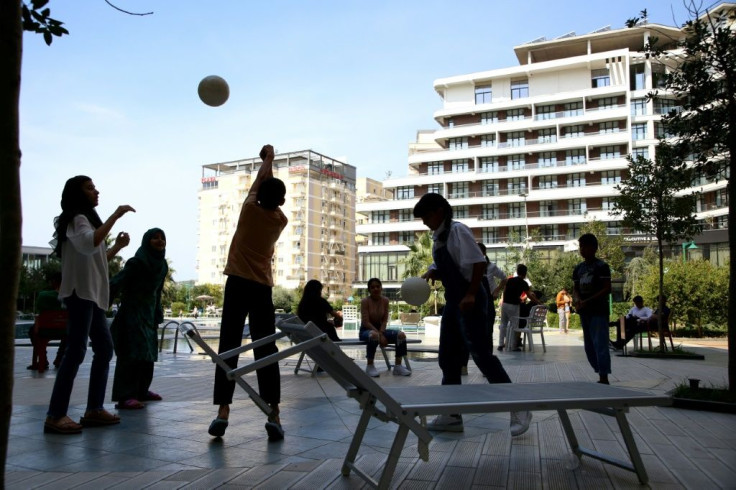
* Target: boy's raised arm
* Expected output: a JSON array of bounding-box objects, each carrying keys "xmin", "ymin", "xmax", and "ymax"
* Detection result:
[{"xmin": 246, "ymin": 144, "xmax": 275, "ymax": 203}]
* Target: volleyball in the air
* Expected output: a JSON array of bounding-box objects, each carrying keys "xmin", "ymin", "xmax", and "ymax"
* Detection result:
[
  {"xmin": 401, "ymin": 277, "xmax": 431, "ymax": 306},
  {"xmin": 198, "ymin": 75, "xmax": 229, "ymax": 107}
]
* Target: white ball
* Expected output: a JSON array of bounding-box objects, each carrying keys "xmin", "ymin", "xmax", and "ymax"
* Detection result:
[
  {"xmin": 198, "ymin": 75, "xmax": 229, "ymax": 107},
  {"xmin": 401, "ymin": 277, "xmax": 431, "ymax": 306}
]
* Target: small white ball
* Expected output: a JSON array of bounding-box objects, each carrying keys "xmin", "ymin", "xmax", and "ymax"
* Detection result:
[
  {"xmin": 198, "ymin": 75, "xmax": 229, "ymax": 107},
  {"xmin": 401, "ymin": 277, "xmax": 431, "ymax": 306}
]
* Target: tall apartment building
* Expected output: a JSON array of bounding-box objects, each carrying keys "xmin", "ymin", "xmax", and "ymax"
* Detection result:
[
  {"xmin": 356, "ymin": 8, "xmax": 732, "ymax": 296},
  {"xmin": 197, "ymin": 149, "xmax": 357, "ymax": 301}
]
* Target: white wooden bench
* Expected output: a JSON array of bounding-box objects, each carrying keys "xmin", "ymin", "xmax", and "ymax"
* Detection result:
[{"xmin": 278, "ymin": 321, "xmax": 672, "ymax": 489}]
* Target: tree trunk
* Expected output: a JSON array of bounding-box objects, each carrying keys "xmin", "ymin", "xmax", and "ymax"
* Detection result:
[
  {"xmin": 0, "ymin": 0, "xmax": 23, "ymax": 483},
  {"xmin": 657, "ymin": 236, "xmax": 665, "ymax": 353}
]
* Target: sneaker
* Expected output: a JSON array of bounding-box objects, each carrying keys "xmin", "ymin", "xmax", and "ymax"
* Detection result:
[
  {"xmin": 265, "ymin": 420, "xmax": 284, "ymax": 441},
  {"xmin": 365, "ymin": 364, "xmax": 379, "ymax": 377},
  {"xmin": 393, "ymin": 365, "xmax": 411, "ymax": 376},
  {"xmin": 510, "ymin": 411, "xmax": 532, "ymax": 437},
  {"xmin": 461, "ymin": 366, "xmax": 468, "ymax": 376},
  {"xmin": 427, "ymin": 414, "xmax": 464, "ymax": 432}
]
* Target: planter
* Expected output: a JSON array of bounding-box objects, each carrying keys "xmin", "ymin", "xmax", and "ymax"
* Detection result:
[
  {"xmin": 671, "ymin": 397, "xmax": 736, "ymax": 414},
  {"xmin": 630, "ymin": 351, "xmax": 704, "ymax": 360}
]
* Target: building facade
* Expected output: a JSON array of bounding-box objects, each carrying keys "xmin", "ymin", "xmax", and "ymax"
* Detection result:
[
  {"xmin": 356, "ymin": 12, "xmax": 731, "ymax": 294},
  {"xmin": 197, "ymin": 149, "xmax": 357, "ymax": 301}
]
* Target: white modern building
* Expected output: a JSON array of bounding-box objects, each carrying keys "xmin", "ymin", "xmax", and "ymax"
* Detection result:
[
  {"xmin": 197, "ymin": 149, "xmax": 357, "ymax": 301},
  {"xmin": 356, "ymin": 8, "xmax": 731, "ymax": 296}
]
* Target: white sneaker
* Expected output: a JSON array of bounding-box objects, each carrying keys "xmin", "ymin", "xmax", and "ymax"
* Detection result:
[
  {"xmin": 365, "ymin": 364, "xmax": 379, "ymax": 377},
  {"xmin": 510, "ymin": 410, "xmax": 532, "ymax": 436},
  {"xmin": 427, "ymin": 414, "xmax": 464, "ymax": 432},
  {"xmin": 392, "ymin": 365, "xmax": 412, "ymax": 376}
]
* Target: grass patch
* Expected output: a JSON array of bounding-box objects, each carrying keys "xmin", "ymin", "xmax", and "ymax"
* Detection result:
[{"xmin": 672, "ymin": 381, "xmax": 736, "ymax": 403}]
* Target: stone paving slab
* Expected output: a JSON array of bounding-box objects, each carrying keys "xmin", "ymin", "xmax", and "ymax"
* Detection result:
[{"xmin": 6, "ymin": 331, "xmax": 735, "ymax": 489}]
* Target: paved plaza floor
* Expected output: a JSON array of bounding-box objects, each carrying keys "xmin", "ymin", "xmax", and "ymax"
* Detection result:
[{"xmin": 6, "ymin": 329, "xmax": 735, "ymax": 489}]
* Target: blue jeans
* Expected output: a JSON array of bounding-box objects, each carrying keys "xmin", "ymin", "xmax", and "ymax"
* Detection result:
[
  {"xmin": 359, "ymin": 328, "xmax": 406, "ymax": 361},
  {"xmin": 439, "ymin": 294, "xmax": 511, "ymax": 385},
  {"xmin": 579, "ymin": 313, "xmax": 611, "ymax": 375},
  {"xmin": 48, "ymin": 293, "xmax": 114, "ymax": 417}
]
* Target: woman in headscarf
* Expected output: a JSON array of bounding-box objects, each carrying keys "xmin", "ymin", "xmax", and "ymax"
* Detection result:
[{"xmin": 110, "ymin": 228, "xmax": 168, "ymax": 409}]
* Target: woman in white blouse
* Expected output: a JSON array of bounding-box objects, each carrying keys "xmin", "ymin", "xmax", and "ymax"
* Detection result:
[{"xmin": 44, "ymin": 176, "xmax": 135, "ymax": 434}]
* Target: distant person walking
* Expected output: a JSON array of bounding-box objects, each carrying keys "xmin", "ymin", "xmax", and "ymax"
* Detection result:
[
  {"xmin": 572, "ymin": 233, "xmax": 612, "ymax": 384},
  {"xmin": 45, "ymin": 175, "xmax": 134, "ymax": 434},
  {"xmin": 556, "ymin": 287, "xmax": 571, "ymax": 333}
]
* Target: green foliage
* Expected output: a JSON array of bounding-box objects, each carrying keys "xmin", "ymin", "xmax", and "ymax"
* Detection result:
[
  {"xmin": 272, "ymin": 286, "xmax": 297, "ymax": 313},
  {"xmin": 637, "ymin": 258, "xmax": 729, "ymax": 331},
  {"xmin": 401, "ymin": 231, "xmax": 444, "ymax": 309},
  {"xmin": 624, "ymin": 251, "xmax": 657, "ymax": 300},
  {"xmin": 170, "ymin": 302, "xmax": 187, "ymax": 317},
  {"xmin": 191, "ymin": 283, "xmax": 224, "ymax": 306},
  {"xmin": 21, "ymin": 0, "xmax": 68, "ymax": 45}
]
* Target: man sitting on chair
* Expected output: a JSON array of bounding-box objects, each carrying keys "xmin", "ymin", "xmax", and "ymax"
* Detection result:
[{"xmin": 610, "ymin": 295, "xmax": 652, "ymax": 350}]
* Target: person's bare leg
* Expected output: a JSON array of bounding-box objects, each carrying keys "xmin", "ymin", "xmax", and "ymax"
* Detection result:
[{"xmin": 217, "ymin": 404, "xmax": 229, "ymax": 420}]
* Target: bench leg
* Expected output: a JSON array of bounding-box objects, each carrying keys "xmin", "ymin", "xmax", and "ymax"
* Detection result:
[
  {"xmin": 342, "ymin": 396, "xmax": 375, "ymax": 477},
  {"xmin": 615, "ymin": 408, "xmax": 649, "ymax": 485},
  {"xmin": 377, "ymin": 424, "xmax": 410, "ymax": 490}
]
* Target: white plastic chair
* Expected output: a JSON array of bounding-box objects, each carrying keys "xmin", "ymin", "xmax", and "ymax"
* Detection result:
[
  {"xmin": 508, "ymin": 305, "xmax": 548, "ymax": 352},
  {"xmin": 341, "ymin": 305, "xmax": 359, "ymax": 330}
]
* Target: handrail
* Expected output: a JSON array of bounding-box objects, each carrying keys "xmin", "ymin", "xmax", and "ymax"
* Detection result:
[{"xmin": 158, "ymin": 320, "xmax": 195, "ymax": 354}]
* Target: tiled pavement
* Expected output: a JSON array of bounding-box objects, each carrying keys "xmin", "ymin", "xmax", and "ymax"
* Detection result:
[{"xmin": 6, "ymin": 330, "xmax": 735, "ymax": 489}]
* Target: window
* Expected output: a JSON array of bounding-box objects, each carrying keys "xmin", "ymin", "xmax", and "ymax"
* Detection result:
[
  {"xmin": 448, "ymin": 138, "xmax": 468, "ymax": 150},
  {"xmin": 601, "ymin": 197, "xmax": 614, "ymax": 211},
  {"xmin": 598, "ymin": 97, "xmax": 618, "ymax": 109},
  {"xmin": 538, "ymin": 152, "xmax": 557, "ymax": 168},
  {"xmin": 511, "ymin": 79, "xmax": 529, "ymax": 99},
  {"xmin": 599, "ymin": 146, "xmax": 620, "ymax": 159},
  {"xmin": 631, "ymin": 147, "xmax": 649, "ymax": 159},
  {"xmin": 508, "ymin": 154, "xmax": 525, "ymax": 170},
  {"xmin": 479, "ymin": 157, "xmax": 499, "ymax": 173},
  {"xmin": 630, "ymin": 63, "xmax": 646, "ymax": 90},
  {"xmin": 446, "ymin": 118, "xmax": 454, "ymax": 128},
  {"xmin": 396, "ymin": 186, "xmax": 414, "ymax": 200},
  {"xmin": 564, "ymin": 125, "xmax": 584, "ymax": 138},
  {"xmin": 599, "ymin": 121, "xmax": 619, "ymax": 134},
  {"xmin": 482, "ymin": 228, "xmax": 499, "ymax": 243},
  {"xmin": 508, "ymin": 178, "xmax": 526, "ymax": 195},
  {"xmin": 475, "ymin": 85, "xmax": 492, "ymax": 104},
  {"xmin": 652, "ymin": 63, "xmax": 667, "ymax": 88},
  {"xmin": 480, "ymin": 134, "xmax": 496, "ymax": 148},
  {"xmin": 455, "ymin": 206, "xmax": 469, "ymax": 219},
  {"xmin": 632, "ymin": 123, "xmax": 647, "ymax": 140},
  {"xmin": 601, "ymin": 171, "xmax": 622, "ymax": 185},
  {"xmin": 606, "ymin": 221, "xmax": 621, "ymax": 235},
  {"xmin": 508, "ymin": 202, "xmax": 524, "ymax": 218},
  {"xmin": 536, "ymin": 105, "xmax": 556, "ymax": 120},
  {"xmin": 428, "ymin": 162, "xmax": 444, "ymax": 175},
  {"xmin": 591, "ymin": 68, "xmax": 610, "ymax": 88},
  {"xmin": 427, "ymin": 183, "xmax": 443, "ymax": 195},
  {"xmin": 539, "ymin": 224, "xmax": 559, "ymax": 240},
  {"xmin": 398, "ymin": 209, "xmax": 413, "ymax": 222},
  {"xmin": 567, "ymin": 173, "xmax": 586, "ymax": 187},
  {"xmin": 654, "ymin": 98, "xmax": 680, "ymax": 115},
  {"xmin": 481, "ymin": 111, "xmax": 498, "ymax": 124},
  {"xmin": 372, "ymin": 211, "xmax": 389, "ymax": 223},
  {"xmin": 631, "ymin": 98, "xmax": 647, "ymax": 115},
  {"xmin": 482, "ymin": 181, "xmax": 500, "ymax": 197},
  {"xmin": 568, "ymin": 199, "xmax": 587, "ymax": 215},
  {"xmin": 449, "ymin": 182, "xmax": 468, "ymax": 199},
  {"xmin": 538, "ymin": 128, "xmax": 556, "ymax": 144},
  {"xmin": 372, "ymin": 233, "xmax": 388, "ymax": 245},
  {"xmin": 564, "ymin": 101, "xmax": 583, "ymax": 117},
  {"xmin": 655, "ymin": 122, "xmax": 672, "ymax": 139},
  {"xmin": 508, "ymin": 131, "xmax": 525, "ymax": 147},
  {"xmin": 566, "ymin": 149, "xmax": 586, "ymax": 165},
  {"xmin": 538, "ymin": 175, "xmax": 557, "ymax": 189},
  {"xmin": 482, "ymin": 204, "xmax": 500, "ymax": 220},
  {"xmin": 507, "ymin": 108, "xmax": 525, "ymax": 121},
  {"xmin": 566, "ymin": 223, "xmax": 581, "ymax": 240},
  {"xmin": 451, "ymin": 160, "xmax": 468, "ymax": 173},
  {"xmin": 399, "ymin": 231, "xmax": 414, "ymax": 244}
]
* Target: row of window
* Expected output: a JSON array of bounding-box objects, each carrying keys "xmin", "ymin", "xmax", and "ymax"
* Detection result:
[{"xmin": 473, "ymin": 63, "xmax": 669, "ymax": 106}]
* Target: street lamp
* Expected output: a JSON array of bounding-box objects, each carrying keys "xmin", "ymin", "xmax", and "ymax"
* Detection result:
[
  {"xmin": 682, "ymin": 240, "xmax": 698, "ymax": 263},
  {"xmin": 519, "ymin": 191, "xmax": 530, "ymax": 244}
]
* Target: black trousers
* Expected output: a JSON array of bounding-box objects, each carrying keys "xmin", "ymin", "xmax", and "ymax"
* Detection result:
[{"xmin": 213, "ymin": 275, "xmax": 279, "ymax": 406}]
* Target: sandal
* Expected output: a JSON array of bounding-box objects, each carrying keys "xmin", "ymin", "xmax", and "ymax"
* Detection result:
[
  {"xmin": 44, "ymin": 415, "xmax": 83, "ymax": 434},
  {"xmin": 142, "ymin": 391, "xmax": 162, "ymax": 401},
  {"xmin": 115, "ymin": 399, "xmax": 145, "ymax": 410},
  {"xmin": 208, "ymin": 418, "xmax": 229, "ymax": 437},
  {"xmin": 80, "ymin": 409, "xmax": 121, "ymax": 427}
]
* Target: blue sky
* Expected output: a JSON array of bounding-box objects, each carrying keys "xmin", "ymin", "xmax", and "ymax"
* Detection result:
[{"xmin": 20, "ymin": 0, "xmax": 693, "ymax": 280}]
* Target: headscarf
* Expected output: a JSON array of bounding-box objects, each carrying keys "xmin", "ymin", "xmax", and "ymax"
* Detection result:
[{"xmin": 134, "ymin": 228, "xmax": 168, "ymax": 281}]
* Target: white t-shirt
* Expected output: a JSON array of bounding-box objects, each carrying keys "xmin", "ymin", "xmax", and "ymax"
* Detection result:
[
  {"xmin": 58, "ymin": 215, "xmax": 109, "ymax": 310},
  {"xmin": 486, "ymin": 262, "xmax": 507, "ymax": 292},
  {"xmin": 627, "ymin": 305, "xmax": 652, "ymax": 320},
  {"xmin": 430, "ymin": 221, "xmax": 485, "ymax": 283}
]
